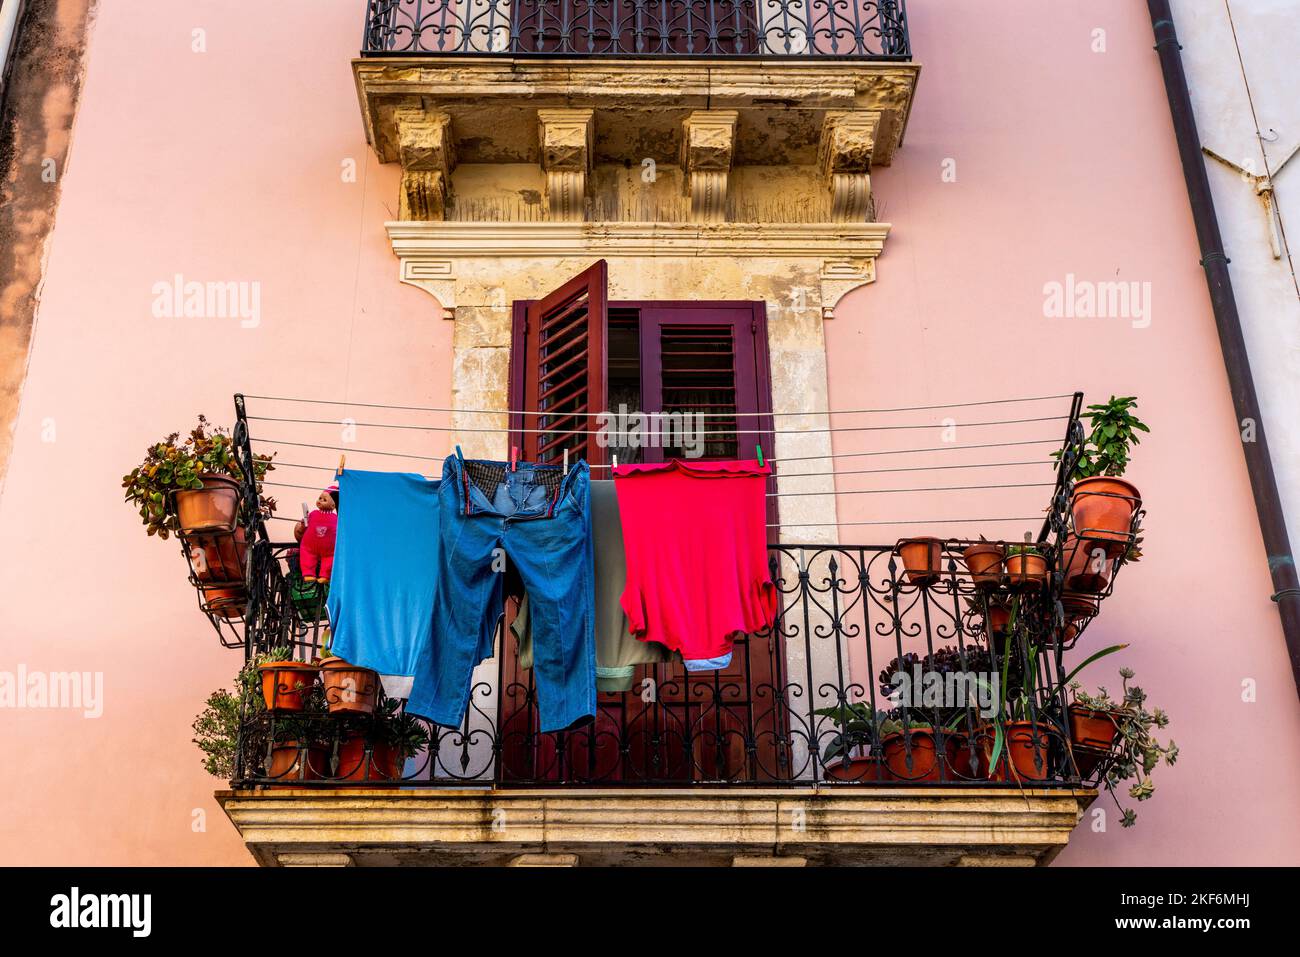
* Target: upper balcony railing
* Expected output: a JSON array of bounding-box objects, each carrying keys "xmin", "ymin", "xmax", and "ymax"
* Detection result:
[{"xmin": 360, "ymin": 0, "xmax": 912, "ymax": 60}]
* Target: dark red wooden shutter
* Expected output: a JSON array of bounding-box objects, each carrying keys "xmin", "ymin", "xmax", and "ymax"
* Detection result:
[
  {"xmin": 520, "ymin": 260, "xmax": 608, "ymax": 466},
  {"xmin": 636, "ymin": 303, "xmax": 772, "ymax": 466}
]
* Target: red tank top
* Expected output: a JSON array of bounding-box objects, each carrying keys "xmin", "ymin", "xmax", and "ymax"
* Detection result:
[{"xmin": 613, "ymin": 459, "xmax": 777, "ymax": 660}]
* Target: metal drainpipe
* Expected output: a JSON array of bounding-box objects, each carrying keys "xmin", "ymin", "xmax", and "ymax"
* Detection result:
[{"xmin": 1147, "ymin": 0, "xmax": 1300, "ymax": 697}]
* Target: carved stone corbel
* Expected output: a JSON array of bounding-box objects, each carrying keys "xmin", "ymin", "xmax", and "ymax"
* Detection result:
[
  {"xmin": 538, "ymin": 108, "xmax": 594, "ymax": 222},
  {"xmin": 820, "ymin": 258, "xmax": 877, "ymax": 319},
  {"xmin": 819, "ymin": 111, "xmax": 880, "ymax": 223},
  {"xmin": 395, "ymin": 108, "xmax": 456, "ymax": 221},
  {"xmin": 680, "ymin": 110, "xmax": 738, "ymax": 223}
]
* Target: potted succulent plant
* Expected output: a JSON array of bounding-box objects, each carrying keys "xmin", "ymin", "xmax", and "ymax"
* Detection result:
[
  {"xmin": 1067, "ymin": 670, "xmax": 1176, "ymax": 826},
  {"xmin": 1004, "ymin": 542, "xmax": 1049, "ymax": 589},
  {"xmin": 122, "ymin": 415, "xmax": 276, "ymax": 539},
  {"xmin": 895, "ymin": 537, "xmax": 944, "ymax": 585},
  {"xmin": 961, "ymin": 538, "xmax": 1004, "ymax": 586},
  {"xmin": 1054, "ymin": 396, "xmax": 1149, "ymax": 555}
]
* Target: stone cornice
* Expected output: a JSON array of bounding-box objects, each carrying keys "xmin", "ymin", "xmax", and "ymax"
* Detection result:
[
  {"xmin": 218, "ymin": 787, "xmax": 1093, "ymax": 867},
  {"xmin": 387, "ymin": 219, "xmax": 890, "ymax": 260}
]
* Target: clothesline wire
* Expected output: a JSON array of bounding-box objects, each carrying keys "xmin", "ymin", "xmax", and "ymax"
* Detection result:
[
  {"xmin": 260, "ymin": 511, "xmax": 1042, "ymax": 529},
  {"xmin": 268, "ymin": 457, "xmax": 1052, "ymax": 478},
  {"xmin": 263, "ymin": 477, "xmax": 1054, "ymax": 497},
  {"xmin": 241, "ymin": 392, "xmax": 1075, "ymax": 418},
  {"xmin": 245, "ymin": 413, "xmax": 1068, "ymax": 436},
  {"xmin": 249, "ymin": 435, "xmax": 1065, "ymax": 472},
  {"xmin": 768, "ymin": 517, "xmax": 1044, "ymax": 528}
]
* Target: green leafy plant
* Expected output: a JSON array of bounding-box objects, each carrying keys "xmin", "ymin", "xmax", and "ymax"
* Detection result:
[
  {"xmin": 1005, "ymin": 543, "xmax": 1041, "ymax": 557},
  {"xmin": 192, "ymin": 658, "xmax": 263, "ymax": 779},
  {"xmin": 1069, "ymin": 668, "xmax": 1177, "ymax": 827},
  {"xmin": 1053, "ymin": 395, "xmax": 1150, "ymax": 480},
  {"xmin": 373, "ymin": 697, "xmax": 430, "ymax": 760},
  {"xmin": 813, "ymin": 702, "xmax": 882, "ymax": 765},
  {"xmin": 122, "ymin": 415, "xmax": 275, "ymax": 539}
]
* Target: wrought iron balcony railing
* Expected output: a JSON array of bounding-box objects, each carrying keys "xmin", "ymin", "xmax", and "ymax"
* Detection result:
[
  {"xmin": 361, "ymin": 0, "xmax": 912, "ymax": 59},
  {"xmin": 205, "ymin": 393, "xmax": 1140, "ymax": 791}
]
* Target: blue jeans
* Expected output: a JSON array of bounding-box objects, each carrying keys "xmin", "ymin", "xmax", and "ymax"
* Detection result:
[{"xmin": 407, "ymin": 458, "xmax": 596, "ymax": 733}]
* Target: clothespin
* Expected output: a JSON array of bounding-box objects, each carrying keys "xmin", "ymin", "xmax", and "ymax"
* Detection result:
[
  {"xmin": 755, "ymin": 443, "xmax": 764, "ymax": 467},
  {"xmin": 455, "ymin": 445, "xmax": 465, "ymax": 465},
  {"xmin": 612, "ymin": 453, "xmax": 619, "ymax": 469},
  {"xmin": 562, "ymin": 448, "xmax": 569, "ymax": 478},
  {"xmin": 335, "ymin": 454, "xmax": 345, "ymax": 478},
  {"xmin": 510, "ymin": 445, "xmax": 518, "ymax": 472}
]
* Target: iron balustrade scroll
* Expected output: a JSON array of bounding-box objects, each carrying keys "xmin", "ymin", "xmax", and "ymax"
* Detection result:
[
  {"xmin": 361, "ymin": 0, "xmax": 911, "ymax": 59},
  {"xmin": 226, "ymin": 390, "xmax": 1142, "ymax": 789}
]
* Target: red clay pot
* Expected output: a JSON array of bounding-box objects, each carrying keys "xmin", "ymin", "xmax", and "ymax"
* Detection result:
[
  {"xmin": 189, "ymin": 527, "xmax": 248, "ymax": 584},
  {"xmin": 332, "ymin": 733, "xmax": 399, "ymax": 782},
  {"xmin": 1061, "ymin": 534, "xmax": 1111, "ymax": 593},
  {"xmin": 1071, "ymin": 477, "xmax": 1140, "ymax": 556},
  {"xmin": 1004, "ymin": 551, "xmax": 1048, "ymax": 589},
  {"xmin": 1069, "ymin": 706, "xmax": 1119, "ymax": 750},
  {"xmin": 882, "ymin": 729, "xmax": 941, "ymax": 781},
  {"xmin": 174, "ymin": 473, "xmax": 241, "ymax": 533},
  {"xmin": 200, "ymin": 583, "xmax": 247, "ymax": 620},
  {"xmin": 962, "ymin": 543, "xmax": 1004, "ymax": 586},
  {"xmin": 267, "ymin": 741, "xmax": 326, "ymax": 783},
  {"xmin": 823, "ymin": 755, "xmax": 889, "ymax": 782},
  {"xmin": 320, "ymin": 657, "xmax": 379, "ymax": 714},
  {"xmin": 258, "ymin": 661, "xmax": 319, "ymax": 712},
  {"xmin": 946, "ymin": 732, "xmax": 979, "ymax": 779},
  {"xmin": 986, "ymin": 603, "xmax": 1011, "ymax": 637},
  {"xmin": 975, "ymin": 722, "xmax": 1052, "ymax": 782},
  {"xmin": 896, "ymin": 537, "xmax": 944, "ymax": 585}
]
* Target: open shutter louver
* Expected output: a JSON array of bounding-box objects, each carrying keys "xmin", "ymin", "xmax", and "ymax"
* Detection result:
[{"xmin": 521, "ymin": 260, "xmax": 609, "ymax": 466}]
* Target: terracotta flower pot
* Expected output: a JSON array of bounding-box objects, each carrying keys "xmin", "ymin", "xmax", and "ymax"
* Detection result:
[
  {"xmin": 267, "ymin": 741, "xmax": 326, "ymax": 783},
  {"xmin": 1004, "ymin": 551, "xmax": 1048, "ymax": 589},
  {"xmin": 882, "ymin": 728, "xmax": 941, "ymax": 781},
  {"xmin": 189, "ymin": 527, "xmax": 248, "ymax": 584},
  {"xmin": 258, "ymin": 661, "xmax": 319, "ymax": 712},
  {"xmin": 174, "ymin": 473, "xmax": 242, "ymax": 533},
  {"xmin": 200, "ymin": 583, "xmax": 247, "ymax": 620},
  {"xmin": 1069, "ymin": 705, "xmax": 1119, "ymax": 750},
  {"xmin": 986, "ymin": 603, "xmax": 1011, "ymax": 637},
  {"xmin": 822, "ymin": 754, "xmax": 888, "ymax": 782},
  {"xmin": 896, "ymin": 537, "xmax": 944, "ymax": 585},
  {"xmin": 962, "ymin": 543, "xmax": 1004, "ymax": 586},
  {"xmin": 975, "ymin": 722, "xmax": 1053, "ymax": 782},
  {"xmin": 946, "ymin": 732, "xmax": 979, "ymax": 779},
  {"xmin": 332, "ymin": 733, "xmax": 399, "ymax": 782},
  {"xmin": 1061, "ymin": 534, "xmax": 1111, "ymax": 593},
  {"xmin": 320, "ymin": 656, "xmax": 379, "ymax": 714},
  {"xmin": 1071, "ymin": 477, "xmax": 1140, "ymax": 555},
  {"xmin": 1061, "ymin": 591, "xmax": 1100, "ymax": 621}
]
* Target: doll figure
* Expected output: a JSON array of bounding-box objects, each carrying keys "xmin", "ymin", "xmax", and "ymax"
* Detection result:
[{"xmin": 298, "ymin": 484, "xmax": 339, "ymax": 582}]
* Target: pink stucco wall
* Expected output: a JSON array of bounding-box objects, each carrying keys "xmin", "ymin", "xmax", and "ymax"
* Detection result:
[{"xmin": 1, "ymin": 0, "xmax": 1297, "ymax": 864}]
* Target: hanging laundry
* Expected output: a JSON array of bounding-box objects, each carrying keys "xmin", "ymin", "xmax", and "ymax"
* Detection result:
[
  {"xmin": 326, "ymin": 470, "xmax": 440, "ymax": 699},
  {"xmin": 512, "ymin": 480, "xmax": 671, "ymax": 692},
  {"xmin": 613, "ymin": 459, "xmax": 778, "ymax": 668},
  {"xmin": 407, "ymin": 457, "xmax": 596, "ymax": 734}
]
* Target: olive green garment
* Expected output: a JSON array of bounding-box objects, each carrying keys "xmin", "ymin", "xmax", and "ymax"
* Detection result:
[{"xmin": 513, "ymin": 480, "xmax": 671, "ymax": 692}]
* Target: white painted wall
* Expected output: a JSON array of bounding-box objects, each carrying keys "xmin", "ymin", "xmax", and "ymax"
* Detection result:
[{"xmin": 1172, "ymin": 0, "xmax": 1300, "ymax": 553}]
